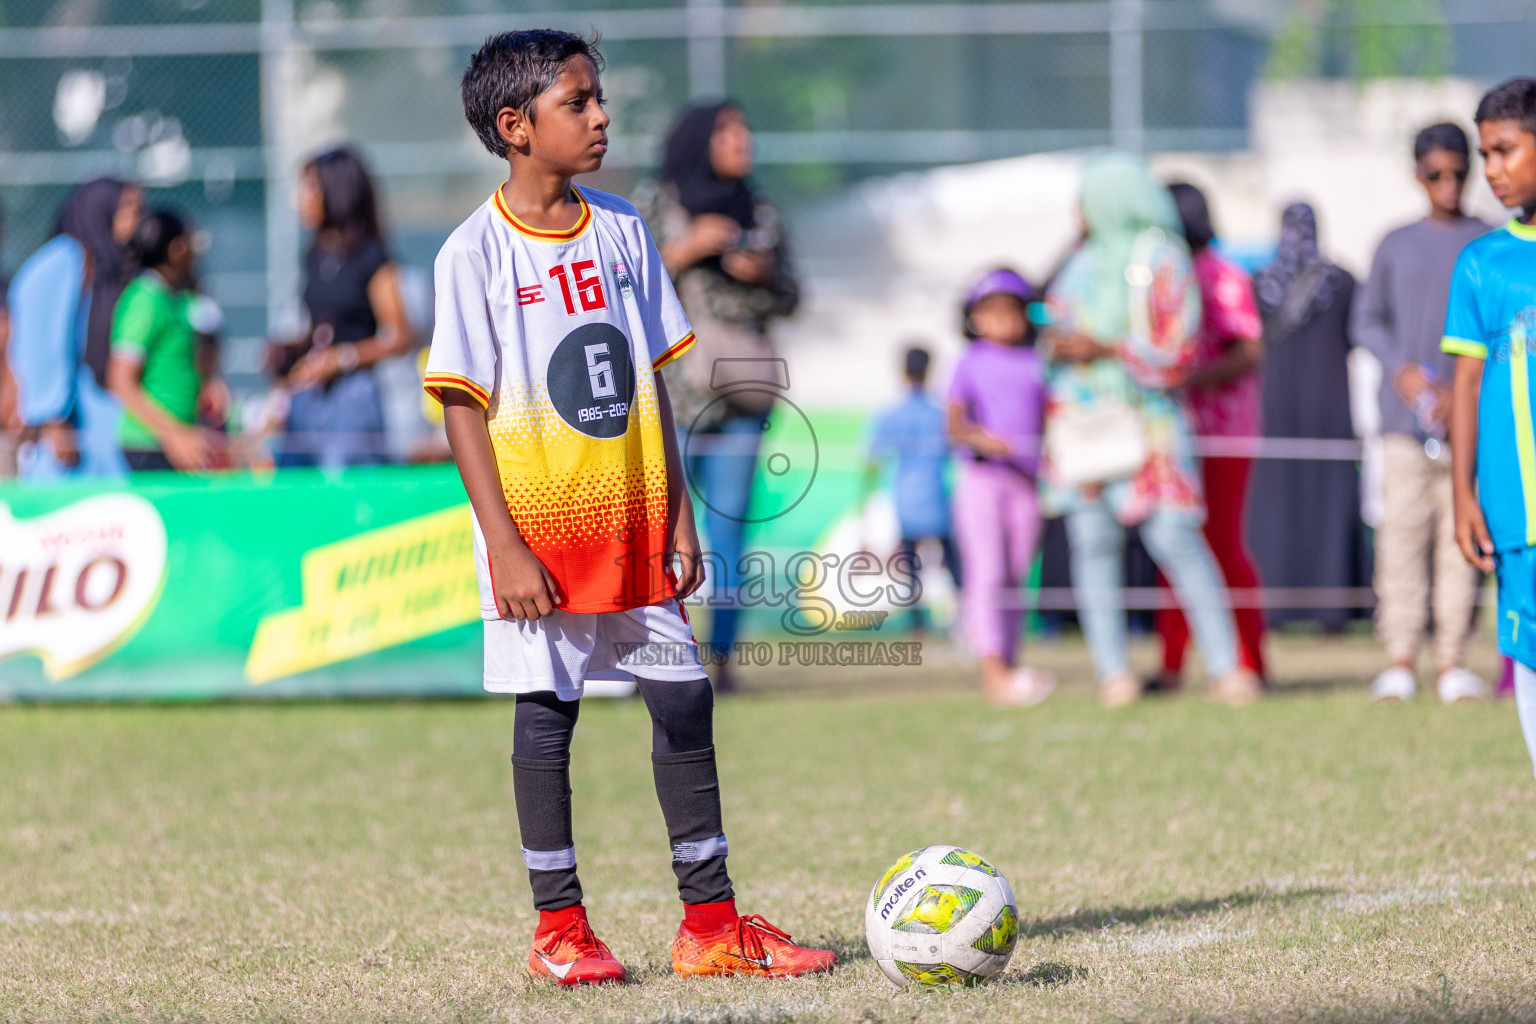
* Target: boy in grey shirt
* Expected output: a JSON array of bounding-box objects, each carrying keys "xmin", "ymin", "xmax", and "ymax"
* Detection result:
[{"xmin": 1353, "ymin": 122, "xmax": 1492, "ymax": 703}]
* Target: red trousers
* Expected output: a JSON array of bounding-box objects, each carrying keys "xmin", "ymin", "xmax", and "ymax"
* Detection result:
[{"xmin": 1157, "ymin": 455, "xmax": 1267, "ymax": 677}]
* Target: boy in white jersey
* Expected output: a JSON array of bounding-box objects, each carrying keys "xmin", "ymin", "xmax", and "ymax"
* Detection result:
[{"xmin": 425, "ymin": 30, "xmax": 835, "ymax": 985}]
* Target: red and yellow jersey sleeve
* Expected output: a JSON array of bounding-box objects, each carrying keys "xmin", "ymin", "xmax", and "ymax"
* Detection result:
[
  {"xmin": 652, "ymin": 332, "xmax": 696, "ymax": 370},
  {"xmin": 423, "ymin": 371, "xmax": 491, "ymax": 409}
]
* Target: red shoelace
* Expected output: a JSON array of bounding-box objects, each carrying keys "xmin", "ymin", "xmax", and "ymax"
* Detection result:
[
  {"xmin": 734, "ymin": 914, "xmax": 792, "ymax": 960},
  {"xmin": 545, "ymin": 916, "xmax": 604, "ymax": 959}
]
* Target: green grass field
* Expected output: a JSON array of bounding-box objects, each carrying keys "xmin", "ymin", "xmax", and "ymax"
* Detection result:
[{"xmin": 6, "ymin": 632, "xmax": 1536, "ymax": 1023}]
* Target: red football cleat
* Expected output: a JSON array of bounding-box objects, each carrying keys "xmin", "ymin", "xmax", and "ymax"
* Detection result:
[
  {"xmin": 526, "ymin": 904, "xmax": 627, "ymax": 986},
  {"xmin": 671, "ymin": 899, "xmax": 837, "ymax": 978}
]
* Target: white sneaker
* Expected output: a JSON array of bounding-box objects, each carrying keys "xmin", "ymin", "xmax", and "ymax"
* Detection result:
[
  {"xmin": 1436, "ymin": 667, "xmax": 1489, "ymax": 704},
  {"xmin": 1370, "ymin": 666, "xmax": 1416, "ymax": 703}
]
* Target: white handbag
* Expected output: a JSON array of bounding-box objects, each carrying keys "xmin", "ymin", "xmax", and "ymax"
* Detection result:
[
  {"xmin": 1042, "ymin": 226, "xmax": 1163, "ymax": 488},
  {"xmin": 1043, "ymin": 400, "xmax": 1148, "ymax": 489}
]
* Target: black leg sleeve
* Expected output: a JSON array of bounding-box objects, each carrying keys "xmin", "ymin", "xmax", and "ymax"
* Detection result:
[
  {"xmin": 513, "ymin": 694, "xmax": 583, "ymax": 911},
  {"xmin": 638, "ymin": 675, "xmax": 713, "ymax": 754},
  {"xmin": 638, "ymin": 677, "xmax": 734, "ymax": 905}
]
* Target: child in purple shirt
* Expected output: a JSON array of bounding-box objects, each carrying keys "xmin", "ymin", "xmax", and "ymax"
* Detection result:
[{"xmin": 947, "ymin": 268, "xmax": 1052, "ymax": 706}]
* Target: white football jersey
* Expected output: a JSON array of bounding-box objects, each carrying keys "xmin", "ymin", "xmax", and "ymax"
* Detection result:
[{"xmin": 424, "ymin": 184, "xmax": 696, "ymax": 616}]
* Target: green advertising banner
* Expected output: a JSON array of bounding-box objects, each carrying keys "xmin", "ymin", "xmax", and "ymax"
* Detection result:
[
  {"xmin": 0, "ymin": 467, "xmax": 486, "ymax": 701},
  {"xmin": 0, "ymin": 413, "xmax": 885, "ymax": 702}
]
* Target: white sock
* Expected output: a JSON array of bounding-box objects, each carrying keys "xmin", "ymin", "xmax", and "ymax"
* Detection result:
[{"xmin": 1515, "ymin": 663, "xmax": 1536, "ymax": 781}]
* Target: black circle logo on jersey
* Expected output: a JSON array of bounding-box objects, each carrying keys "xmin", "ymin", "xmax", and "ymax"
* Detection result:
[{"xmin": 547, "ymin": 323, "xmax": 636, "ymax": 439}]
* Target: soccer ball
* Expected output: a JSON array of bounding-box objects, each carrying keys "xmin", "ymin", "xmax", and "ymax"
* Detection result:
[{"xmin": 864, "ymin": 845, "xmax": 1018, "ymax": 987}]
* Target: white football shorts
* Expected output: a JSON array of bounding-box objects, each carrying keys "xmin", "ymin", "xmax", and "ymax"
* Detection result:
[{"xmin": 483, "ymin": 597, "xmax": 706, "ymax": 699}]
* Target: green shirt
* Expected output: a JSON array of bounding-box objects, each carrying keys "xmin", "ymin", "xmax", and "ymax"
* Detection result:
[{"xmin": 111, "ymin": 272, "xmax": 199, "ymax": 450}]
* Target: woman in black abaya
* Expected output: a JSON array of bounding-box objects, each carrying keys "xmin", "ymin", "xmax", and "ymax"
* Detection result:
[{"xmin": 1247, "ymin": 203, "xmax": 1371, "ymax": 629}]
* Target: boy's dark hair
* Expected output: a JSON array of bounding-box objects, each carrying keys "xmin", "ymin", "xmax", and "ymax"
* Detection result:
[
  {"xmin": 1168, "ymin": 182, "xmax": 1214, "ymax": 253},
  {"xmin": 903, "ymin": 346, "xmax": 930, "ymax": 380},
  {"xmin": 1414, "ymin": 122, "xmax": 1470, "ymax": 162},
  {"xmin": 462, "ymin": 30, "xmax": 604, "ymax": 157},
  {"xmin": 1475, "ymin": 78, "xmax": 1536, "ymax": 136},
  {"xmin": 305, "ymin": 146, "xmax": 383, "ymax": 255},
  {"xmin": 131, "ymin": 210, "xmax": 188, "ymax": 270}
]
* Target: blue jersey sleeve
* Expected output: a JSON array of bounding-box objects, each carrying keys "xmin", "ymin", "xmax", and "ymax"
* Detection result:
[{"xmin": 1441, "ymin": 245, "xmax": 1488, "ymax": 360}]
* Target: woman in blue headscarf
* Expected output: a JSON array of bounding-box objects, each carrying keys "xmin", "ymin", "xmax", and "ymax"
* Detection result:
[
  {"xmin": 7, "ymin": 177, "xmax": 143, "ymax": 479},
  {"xmin": 1043, "ymin": 152, "xmax": 1255, "ymax": 707}
]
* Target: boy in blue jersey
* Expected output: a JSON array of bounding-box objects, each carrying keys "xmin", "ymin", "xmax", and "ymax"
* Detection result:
[
  {"xmin": 1447, "ymin": 77, "xmax": 1536, "ymax": 775},
  {"xmin": 865, "ymin": 345, "xmax": 961, "ymax": 636}
]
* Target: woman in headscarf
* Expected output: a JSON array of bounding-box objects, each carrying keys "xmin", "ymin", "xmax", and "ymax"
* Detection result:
[
  {"xmin": 635, "ymin": 102, "xmax": 800, "ymax": 693},
  {"xmin": 1043, "ymin": 152, "xmax": 1256, "ymax": 706},
  {"xmin": 1247, "ymin": 203, "xmax": 1367, "ymax": 631},
  {"xmin": 7, "ymin": 177, "xmax": 143, "ymax": 479}
]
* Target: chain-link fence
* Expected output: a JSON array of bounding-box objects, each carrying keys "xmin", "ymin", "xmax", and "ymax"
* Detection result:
[{"xmin": 0, "ymin": 0, "xmax": 1533, "ymax": 402}]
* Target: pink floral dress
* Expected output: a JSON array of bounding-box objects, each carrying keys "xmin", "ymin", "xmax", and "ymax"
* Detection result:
[{"xmin": 1181, "ymin": 248, "xmax": 1262, "ymax": 441}]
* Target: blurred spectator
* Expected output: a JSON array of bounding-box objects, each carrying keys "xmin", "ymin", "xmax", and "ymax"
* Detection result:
[
  {"xmin": 637, "ymin": 102, "xmax": 800, "ymax": 692},
  {"xmin": 1248, "ymin": 203, "xmax": 1369, "ymax": 631},
  {"xmin": 1043, "ymin": 152, "xmax": 1255, "ymax": 707},
  {"xmin": 946, "ymin": 271, "xmax": 1054, "ymax": 706},
  {"xmin": 1153, "ymin": 182, "xmax": 1268, "ymax": 689},
  {"xmin": 0, "ymin": 202, "xmax": 18, "ymax": 478},
  {"xmin": 105, "ymin": 211, "xmax": 226, "ymax": 472},
  {"xmin": 271, "ymin": 146, "xmax": 412, "ymax": 468},
  {"xmin": 1353, "ymin": 124, "xmax": 1493, "ymax": 703},
  {"xmin": 866, "ymin": 346, "xmax": 959, "ymax": 641},
  {"xmin": 8, "ymin": 178, "xmax": 142, "ymax": 480}
]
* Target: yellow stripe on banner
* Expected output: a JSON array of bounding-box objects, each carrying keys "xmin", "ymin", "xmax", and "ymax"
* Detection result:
[
  {"xmin": 1511, "ymin": 325, "xmax": 1536, "ymax": 546},
  {"xmin": 244, "ymin": 504, "xmax": 479, "ymax": 683}
]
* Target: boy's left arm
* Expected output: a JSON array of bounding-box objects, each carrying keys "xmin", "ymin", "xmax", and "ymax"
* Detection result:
[{"xmin": 656, "ymin": 370, "xmax": 704, "ymax": 599}]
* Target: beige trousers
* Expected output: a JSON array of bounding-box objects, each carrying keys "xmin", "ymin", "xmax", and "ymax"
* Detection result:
[{"xmin": 1374, "ymin": 433, "xmax": 1479, "ymax": 668}]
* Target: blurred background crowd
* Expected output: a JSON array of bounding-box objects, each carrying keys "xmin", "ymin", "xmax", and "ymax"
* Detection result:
[{"xmin": 0, "ymin": 0, "xmax": 1531, "ymax": 704}]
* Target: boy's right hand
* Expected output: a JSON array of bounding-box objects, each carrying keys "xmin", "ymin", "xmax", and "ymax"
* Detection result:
[
  {"xmin": 488, "ymin": 542, "xmax": 563, "ymax": 621},
  {"xmin": 1453, "ymin": 487, "xmax": 1496, "ymax": 573}
]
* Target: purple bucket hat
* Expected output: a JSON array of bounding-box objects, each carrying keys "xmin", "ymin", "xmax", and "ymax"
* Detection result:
[{"xmin": 966, "ymin": 267, "xmax": 1036, "ymax": 308}]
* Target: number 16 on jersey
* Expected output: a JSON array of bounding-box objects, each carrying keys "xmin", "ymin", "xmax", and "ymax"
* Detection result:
[{"xmin": 550, "ymin": 260, "xmax": 607, "ymax": 315}]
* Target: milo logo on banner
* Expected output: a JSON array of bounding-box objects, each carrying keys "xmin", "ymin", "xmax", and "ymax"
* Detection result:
[{"xmin": 0, "ymin": 495, "xmax": 168, "ymax": 679}]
